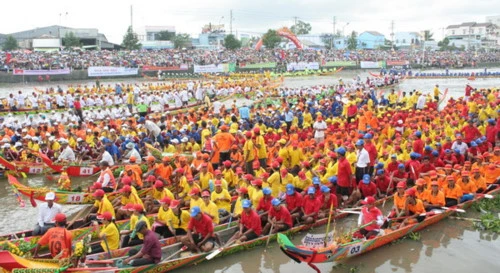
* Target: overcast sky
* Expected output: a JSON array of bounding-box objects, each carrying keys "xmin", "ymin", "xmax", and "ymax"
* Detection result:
[{"xmin": 1, "ymin": 0, "xmax": 498, "ymax": 44}]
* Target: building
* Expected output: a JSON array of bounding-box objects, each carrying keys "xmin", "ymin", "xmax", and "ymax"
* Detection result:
[
  {"xmin": 486, "ymin": 15, "xmax": 500, "ymax": 27},
  {"xmin": 4, "ymin": 25, "xmax": 120, "ymax": 50},
  {"xmin": 137, "ymin": 26, "xmax": 176, "ymax": 41},
  {"xmin": 445, "ymin": 22, "xmax": 498, "ymax": 49},
  {"xmin": 394, "ymin": 32, "xmax": 422, "ymax": 48},
  {"xmin": 192, "ymin": 24, "xmax": 226, "ymax": 49},
  {"xmin": 358, "ymin": 31, "xmax": 385, "ymax": 49}
]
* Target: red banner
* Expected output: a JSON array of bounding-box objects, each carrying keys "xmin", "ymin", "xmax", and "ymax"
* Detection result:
[
  {"xmin": 386, "ymin": 60, "xmax": 409, "ymax": 66},
  {"xmin": 142, "ymin": 64, "xmax": 188, "ymax": 71}
]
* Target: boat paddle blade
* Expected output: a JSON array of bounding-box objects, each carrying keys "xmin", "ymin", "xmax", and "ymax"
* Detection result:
[
  {"xmin": 483, "ymin": 194, "xmax": 494, "ymax": 199},
  {"xmin": 206, "ymin": 248, "xmax": 222, "ymax": 260},
  {"xmin": 338, "ymin": 210, "xmax": 362, "ymax": 215},
  {"xmin": 20, "ymin": 172, "xmax": 27, "ymax": 178},
  {"xmin": 441, "ymin": 207, "xmax": 465, "ymax": 213},
  {"xmin": 29, "ymin": 192, "xmax": 37, "ymax": 208}
]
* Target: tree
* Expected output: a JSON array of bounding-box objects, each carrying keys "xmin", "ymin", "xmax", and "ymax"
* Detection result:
[
  {"xmin": 262, "ymin": 29, "xmax": 282, "ymax": 49},
  {"xmin": 121, "ymin": 26, "xmax": 141, "ymax": 50},
  {"xmin": 423, "ymin": 30, "xmax": 434, "ymax": 41},
  {"xmin": 290, "ymin": 20, "xmax": 312, "ymax": 35},
  {"xmin": 63, "ymin": 32, "xmax": 81, "ymax": 49},
  {"xmin": 173, "ymin": 33, "xmax": 191, "ymax": 49},
  {"xmin": 3, "ymin": 35, "xmax": 18, "ymax": 51},
  {"xmin": 155, "ymin": 31, "xmax": 175, "ymax": 41},
  {"xmin": 347, "ymin": 31, "xmax": 358, "ymax": 50},
  {"xmin": 223, "ymin": 34, "xmax": 242, "ymax": 50},
  {"xmin": 320, "ymin": 34, "xmax": 333, "ymax": 49}
]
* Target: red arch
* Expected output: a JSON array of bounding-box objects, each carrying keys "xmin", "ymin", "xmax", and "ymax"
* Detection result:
[{"xmin": 255, "ymin": 27, "xmax": 302, "ymax": 50}]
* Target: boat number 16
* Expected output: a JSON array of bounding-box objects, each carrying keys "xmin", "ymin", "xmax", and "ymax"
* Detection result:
[{"xmin": 348, "ymin": 244, "xmax": 362, "ymax": 256}]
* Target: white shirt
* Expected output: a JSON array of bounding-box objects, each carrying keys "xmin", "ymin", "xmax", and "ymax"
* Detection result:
[
  {"xmin": 98, "ymin": 168, "xmax": 112, "ymax": 187},
  {"xmin": 58, "ymin": 146, "xmax": 75, "ymax": 161},
  {"xmin": 145, "ymin": 120, "xmax": 161, "ymax": 137},
  {"xmin": 451, "ymin": 141, "xmax": 469, "ymax": 155},
  {"xmin": 102, "ymin": 151, "xmax": 115, "ymax": 166},
  {"xmin": 124, "ymin": 148, "xmax": 142, "ymax": 163},
  {"xmin": 38, "ymin": 202, "xmax": 62, "ymax": 227},
  {"xmin": 416, "ymin": 95, "xmax": 426, "ymax": 109},
  {"xmin": 356, "ymin": 148, "xmax": 371, "ymax": 168},
  {"xmin": 313, "ymin": 121, "xmax": 327, "ymax": 138},
  {"xmin": 213, "ymin": 101, "xmax": 222, "ymax": 115}
]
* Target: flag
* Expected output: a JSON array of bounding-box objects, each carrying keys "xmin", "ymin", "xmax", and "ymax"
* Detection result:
[{"xmin": 6, "ymin": 53, "xmax": 12, "ymax": 64}]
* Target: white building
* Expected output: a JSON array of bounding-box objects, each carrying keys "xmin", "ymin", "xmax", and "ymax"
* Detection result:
[
  {"xmin": 394, "ymin": 32, "xmax": 422, "ymax": 48},
  {"xmin": 486, "ymin": 15, "xmax": 500, "ymax": 27},
  {"xmin": 445, "ymin": 22, "xmax": 498, "ymax": 49}
]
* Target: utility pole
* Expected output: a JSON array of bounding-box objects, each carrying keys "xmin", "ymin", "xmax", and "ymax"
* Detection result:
[
  {"xmin": 390, "ymin": 20, "xmax": 395, "ymax": 49},
  {"xmin": 331, "ymin": 16, "xmax": 336, "ymax": 49},
  {"xmin": 230, "ymin": 9, "xmax": 233, "ymax": 35},
  {"xmin": 130, "ymin": 5, "xmax": 133, "ymax": 30},
  {"xmin": 293, "ymin": 16, "xmax": 299, "ymax": 26}
]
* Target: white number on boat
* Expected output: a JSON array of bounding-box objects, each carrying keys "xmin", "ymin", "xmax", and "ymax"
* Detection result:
[
  {"xmin": 68, "ymin": 194, "xmax": 84, "ymax": 203},
  {"xmin": 29, "ymin": 167, "xmax": 43, "ymax": 174},
  {"xmin": 348, "ymin": 243, "xmax": 362, "ymax": 256},
  {"xmin": 79, "ymin": 167, "xmax": 93, "ymax": 175}
]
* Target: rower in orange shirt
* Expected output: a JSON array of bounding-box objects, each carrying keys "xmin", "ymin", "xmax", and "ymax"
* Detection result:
[
  {"xmin": 423, "ymin": 181, "xmax": 445, "ymax": 210},
  {"xmin": 399, "ymin": 188, "xmax": 426, "ymax": 228},
  {"xmin": 457, "ymin": 171, "xmax": 476, "ymax": 203},
  {"xmin": 155, "ymin": 156, "xmax": 173, "ymax": 184},
  {"xmin": 443, "ymin": 175, "xmax": 463, "ymax": 207},
  {"xmin": 470, "ymin": 167, "xmax": 487, "ymax": 192},
  {"xmin": 390, "ymin": 182, "xmax": 407, "ymax": 218}
]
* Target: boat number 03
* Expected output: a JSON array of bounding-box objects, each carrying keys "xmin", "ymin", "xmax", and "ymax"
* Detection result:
[
  {"xmin": 347, "ymin": 243, "xmax": 363, "ymax": 257},
  {"xmin": 79, "ymin": 167, "xmax": 94, "ymax": 175},
  {"xmin": 68, "ymin": 194, "xmax": 84, "ymax": 203},
  {"xmin": 29, "ymin": 167, "xmax": 43, "ymax": 174}
]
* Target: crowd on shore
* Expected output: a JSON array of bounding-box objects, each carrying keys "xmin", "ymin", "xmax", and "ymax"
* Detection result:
[{"xmin": 1, "ymin": 48, "xmax": 500, "ymax": 71}]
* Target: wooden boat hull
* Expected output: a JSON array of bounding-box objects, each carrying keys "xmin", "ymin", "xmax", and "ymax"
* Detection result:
[
  {"xmin": 277, "ymin": 188, "xmax": 500, "ymax": 265},
  {"xmin": 0, "ymin": 157, "xmax": 49, "ymax": 174},
  {"xmin": 38, "ymin": 152, "xmax": 101, "ymax": 176}
]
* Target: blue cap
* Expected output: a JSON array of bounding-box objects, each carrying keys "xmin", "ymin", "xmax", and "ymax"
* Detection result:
[
  {"xmin": 476, "ymin": 138, "xmax": 482, "ymax": 144},
  {"xmin": 415, "ymin": 131, "xmax": 422, "ymax": 137},
  {"xmin": 481, "ymin": 136, "xmax": 487, "ymax": 141},
  {"xmin": 307, "ymin": 187, "xmax": 316, "ymax": 194},
  {"xmin": 398, "ymin": 163, "xmax": 405, "ymax": 169},
  {"xmin": 432, "ymin": 150, "xmax": 439, "ymax": 156},
  {"xmin": 286, "ymin": 183, "xmax": 294, "ymax": 190},
  {"xmin": 364, "ymin": 133, "xmax": 372, "ymax": 139},
  {"xmin": 263, "ymin": 187, "xmax": 272, "ymax": 195},
  {"xmin": 377, "ymin": 169, "xmax": 384, "ymax": 175},
  {"xmin": 313, "ymin": 177, "xmax": 320, "ymax": 185},
  {"xmin": 102, "ymin": 138, "xmax": 110, "ymax": 144},
  {"xmin": 376, "ymin": 162, "xmax": 384, "ymax": 169},
  {"xmin": 320, "ymin": 185, "xmax": 330, "ymax": 193},
  {"xmin": 471, "ymin": 141, "xmax": 477, "ymax": 147},
  {"xmin": 138, "ymin": 117, "xmax": 145, "ymax": 123},
  {"xmin": 454, "ymin": 148, "xmax": 460, "ymax": 153},
  {"xmin": 410, "ymin": 152, "xmax": 417, "ymax": 158},
  {"xmin": 190, "ymin": 206, "xmax": 201, "ymax": 217},
  {"xmin": 271, "ymin": 198, "xmax": 281, "ymax": 206},
  {"xmin": 425, "ymin": 146, "xmax": 432, "ymax": 151},
  {"xmin": 336, "ymin": 147, "xmax": 346, "ymax": 155},
  {"xmin": 362, "ymin": 174, "xmax": 371, "ymax": 184},
  {"xmin": 286, "ymin": 187, "xmax": 295, "ymax": 196},
  {"xmin": 356, "ymin": 139, "xmax": 365, "ymax": 146},
  {"xmin": 488, "ymin": 118, "xmax": 495, "ymax": 124},
  {"xmin": 242, "ymin": 199, "xmax": 252, "ymax": 208},
  {"xmin": 328, "ymin": 176, "xmax": 337, "ymax": 184},
  {"xmin": 445, "ymin": 149, "xmax": 451, "ymax": 153}
]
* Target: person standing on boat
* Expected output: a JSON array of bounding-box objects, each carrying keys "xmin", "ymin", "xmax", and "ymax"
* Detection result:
[
  {"xmin": 181, "ymin": 206, "xmax": 216, "ymax": 253},
  {"xmin": 336, "ymin": 147, "xmax": 353, "ymax": 206},
  {"xmin": 33, "ymin": 192, "xmax": 62, "ymax": 236},
  {"xmin": 354, "ymin": 196, "xmax": 384, "ymax": 239},
  {"xmin": 33, "ymin": 213, "xmax": 72, "ymax": 258},
  {"xmin": 123, "ymin": 220, "xmax": 162, "ymax": 266}
]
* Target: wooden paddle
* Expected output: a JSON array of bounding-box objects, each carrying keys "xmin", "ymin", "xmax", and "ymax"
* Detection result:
[
  {"xmin": 67, "ymin": 205, "xmax": 93, "ymax": 229},
  {"xmin": 441, "ymin": 207, "xmax": 466, "ymax": 213},
  {"xmin": 264, "ymin": 222, "xmax": 275, "ymax": 252},
  {"xmin": 382, "ymin": 172, "xmax": 395, "ymax": 208},
  {"xmin": 323, "ymin": 201, "xmax": 335, "ymax": 247},
  {"xmin": 206, "ymin": 237, "xmax": 237, "ymax": 260},
  {"xmin": 102, "ymin": 234, "xmax": 113, "ymax": 259},
  {"xmin": 163, "ymin": 246, "xmax": 188, "ymax": 261}
]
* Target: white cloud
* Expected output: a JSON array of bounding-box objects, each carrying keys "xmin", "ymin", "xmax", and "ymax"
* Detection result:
[{"xmin": 1, "ymin": 0, "xmax": 498, "ymax": 43}]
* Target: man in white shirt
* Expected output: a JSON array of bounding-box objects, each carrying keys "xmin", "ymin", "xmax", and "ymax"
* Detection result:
[
  {"xmin": 451, "ymin": 136, "xmax": 469, "ymax": 155},
  {"xmin": 416, "ymin": 92, "xmax": 426, "ymax": 109},
  {"xmin": 355, "ymin": 139, "xmax": 371, "ymax": 183},
  {"xmin": 123, "ymin": 142, "xmax": 142, "ymax": 163},
  {"xmin": 57, "ymin": 141, "xmax": 76, "ymax": 162},
  {"xmin": 180, "ymin": 89, "xmax": 189, "ymax": 106},
  {"xmin": 33, "ymin": 192, "xmax": 62, "ymax": 235},
  {"xmin": 101, "ymin": 148, "xmax": 115, "ymax": 166},
  {"xmin": 313, "ymin": 115, "xmax": 327, "ymax": 143}
]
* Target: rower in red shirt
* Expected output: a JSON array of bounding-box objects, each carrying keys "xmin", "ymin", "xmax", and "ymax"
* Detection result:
[
  {"xmin": 387, "ymin": 154, "xmax": 400, "ymax": 174},
  {"xmin": 374, "ymin": 169, "xmax": 392, "ymax": 198},
  {"xmin": 413, "ymin": 131, "xmax": 424, "ymax": 155},
  {"xmin": 284, "ymin": 183, "xmax": 303, "ymax": 225},
  {"xmin": 301, "ymin": 187, "xmax": 321, "ymax": 224},
  {"xmin": 319, "ymin": 185, "xmax": 337, "ymax": 218},
  {"xmin": 419, "ymin": 156, "xmax": 436, "ymax": 176},
  {"xmin": 336, "ymin": 147, "xmax": 353, "ymax": 203},
  {"xmin": 353, "ymin": 196, "xmax": 384, "ymax": 239},
  {"xmin": 485, "ymin": 119, "xmax": 497, "ymax": 145},
  {"xmin": 227, "ymin": 200, "xmax": 262, "ymax": 243},
  {"xmin": 461, "ymin": 119, "xmax": 481, "ymax": 144},
  {"xmin": 262, "ymin": 199, "xmax": 293, "ymax": 235},
  {"xmin": 181, "ymin": 206, "xmax": 215, "ymax": 253}
]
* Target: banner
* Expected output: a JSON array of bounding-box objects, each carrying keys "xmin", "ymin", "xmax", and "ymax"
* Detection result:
[
  {"xmin": 360, "ymin": 61, "xmax": 386, "ymax": 69},
  {"xmin": 324, "ymin": 61, "xmax": 357, "ymax": 67},
  {"xmin": 88, "ymin": 67, "xmax": 139, "ymax": 77},
  {"xmin": 239, "ymin": 62, "xmax": 277, "ymax": 69},
  {"xmin": 386, "ymin": 60, "xmax": 409, "ymax": 66},
  {"xmin": 193, "ymin": 64, "xmax": 225, "ymax": 73},
  {"xmin": 142, "ymin": 64, "xmax": 188, "ymax": 71},
  {"xmin": 301, "ymin": 231, "xmax": 334, "ymax": 248},
  {"xmin": 13, "ymin": 68, "xmax": 71, "ymax": 76},
  {"xmin": 287, "ymin": 62, "xmax": 320, "ymax": 71}
]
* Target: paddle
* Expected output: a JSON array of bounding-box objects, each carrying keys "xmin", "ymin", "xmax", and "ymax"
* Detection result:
[
  {"xmin": 337, "ymin": 210, "xmax": 362, "ymax": 215},
  {"xmin": 102, "ymin": 234, "xmax": 113, "ymax": 259},
  {"xmin": 163, "ymin": 246, "xmax": 188, "ymax": 261},
  {"xmin": 264, "ymin": 222, "xmax": 275, "ymax": 252},
  {"xmin": 450, "ymin": 216, "xmax": 481, "ymax": 222},
  {"xmin": 67, "ymin": 205, "xmax": 93, "ymax": 230},
  {"xmin": 323, "ymin": 201, "xmax": 335, "ymax": 247},
  {"xmin": 382, "ymin": 172, "xmax": 395, "ymax": 208},
  {"xmin": 441, "ymin": 207, "xmax": 466, "ymax": 213},
  {"xmin": 206, "ymin": 237, "xmax": 237, "ymax": 260}
]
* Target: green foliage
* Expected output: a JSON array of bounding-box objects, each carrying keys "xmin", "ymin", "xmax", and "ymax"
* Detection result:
[
  {"xmin": 155, "ymin": 31, "xmax": 175, "ymax": 41},
  {"xmin": 63, "ymin": 32, "xmax": 81, "ymax": 49},
  {"xmin": 3, "ymin": 35, "xmax": 18, "ymax": 51},
  {"xmin": 223, "ymin": 34, "xmax": 242, "ymax": 50},
  {"xmin": 320, "ymin": 34, "xmax": 333, "ymax": 49},
  {"xmin": 121, "ymin": 26, "xmax": 142, "ymax": 50},
  {"xmin": 262, "ymin": 29, "xmax": 282, "ymax": 49},
  {"xmin": 173, "ymin": 33, "xmax": 191, "ymax": 49},
  {"xmin": 423, "ymin": 30, "xmax": 434, "ymax": 41},
  {"xmin": 347, "ymin": 31, "xmax": 358, "ymax": 50},
  {"xmin": 407, "ymin": 232, "xmax": 421, "ymax": 241},
  {"xmin": 290, "ymin": 20, "xmax": 312, "ymax": 35},
  {"xmin": 473, "ymin": 213, "xmax": 500, "ymax": 233},
  {"xmin": 471, "ymin": 195, "xmax": 500, "ymax": 212}
]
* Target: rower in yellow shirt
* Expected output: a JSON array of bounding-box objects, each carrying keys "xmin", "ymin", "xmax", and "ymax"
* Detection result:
[
  {"xmin": 200, "ymin": 190, "xmax": 219, "ymax": 224},
  {"xmin": 211, "ymin": 181, "xmax": 232, "ymax": 213}
]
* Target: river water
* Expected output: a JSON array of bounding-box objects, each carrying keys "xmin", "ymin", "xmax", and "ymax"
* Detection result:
[{"xmin": 0, "ymin": 70, "xmax": 499, "ymax": 272}]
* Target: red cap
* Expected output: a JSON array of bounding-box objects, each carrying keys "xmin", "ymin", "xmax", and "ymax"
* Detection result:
[
  {"xmin": 396, "ymin": 182, "xmax": 406, "ymax": 189},
  {"xmin": 260, "ymin": 172, "xmax": 270, "ymax": 179},
  {"xmin": 415, "ymin": 178, "xmax": 425, "ymax": 186},
  {"xmin": 102, "ymin": 211, "xmax": 113, "ymax": 221},
  {"xmin": 154, "ymin": 180, "xmax": 164, "ymax": 188},
  {"xmin": 271, "ymin": 161, "xmax": 280, "ymax": 169},
  {"xmin": 405, "ymin": 188, "xmax": 416, "ymax": 197},
  {"xmin": 54, "ymin": 213, "xmax": 66, "ymax": 222},
  {"xmin": 251, "ymin": 179, "xmax": 263, "ymax": 186},
  {"xmin": 429, "ymin": 170, "xmax": 437, "ymax": 178},
  {"xmin": 91, "ymin": 182, "xmax": 102, "ymax": 190},
  {"xmin": 253, "ymin": 127, "xmax": 260, "ymax": 134},
  {"xmin": 252, "ymin": 161, "xmax": 260, "ymax": 169},
  {"xmin": 120, "ymin": 185, "xmax": 132, "ymax": 193},
  {"xmin": 298, "ymin": 171, "xmax": 306, "ymax": 179},
  {"xmin": 276, "ymin": 157, "xmax": 284, "ymax": 164},
  {"xmin": 244, "ymin": 174, "xmax": 254, "ymax": 181},
  {"xmin": 236, "ymin": 167, "xmax": 244, "ymax": 174},
  {"xmin": 245, "ymin": 131, "xmax": 253, "ymax": 138},
  {"xmin": 361, "ymin": 196, "xmax": 376, "ymax": 205},
  {"xmin": 237, "ymin": 187, "xmax": 248, "ymax": 194},
  {"xmin": 147, "ymin": 175, "xmax": 156, "ymax": 182},
  {"xmin": 201, "ymin": 162, "xmax": 208, "ymax": 168},
  {"xmin": 159, "ymin": 197, "xmax": 171, "ymax": 205},
  {"xmin": 302, "ymin": 161, "xmax": 311, "ymax": 168},
  {"xmin": 214, "ymin": 179, "xmax": 222, "ymax": 186},
  {"xmin": 176, "ymin": 168, "xmax": 184, "ymax": 174},
  {"xmin": 122, "ymin": 176, "xmax": 132, "ymax": 185},
  {"xmin": 223, "ymin": 160, "xmax": 232, "ymax": 167},
  {"xmin": 201, "ymin": 190, "xmax": 211, "ymax": 197},
  {"xmin": 133, "ymin": 204, "xmax": 144, "ymax": 212},
  {"xmin": 446, "ymin": 175, "xmax": 455, "ymax": 181},
  {"xmin": 280, "ymin": 168, "xmax": 288, "ymax": 175},
  {"xmin": 92, "ymin": 189, "xmax": 105, "ymax": 197},
  {"xmin": 169, "ymin": 199, "xmax": 181, "ymax": 209},
  {"xmin": 189, "ymin": 187, "xmax": 201, "ymax": 196}
]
